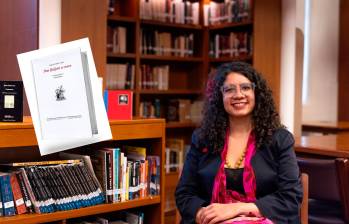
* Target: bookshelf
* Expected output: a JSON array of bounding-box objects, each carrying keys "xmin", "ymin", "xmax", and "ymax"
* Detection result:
[
  {"xmin": 0, "ymin": 118, "xmax": 165, "ymax": 224},
  {"xmin": 61, "ymin": 0, "xmax": 281, "ymax": 222}
]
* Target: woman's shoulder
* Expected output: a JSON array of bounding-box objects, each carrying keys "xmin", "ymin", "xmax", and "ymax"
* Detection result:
[
  {"xmin": 191, "ymin": 129, "xmax": 210, "ymax": 153},
  {"xmin": 270, "ymin": 127, "xmax": 295, "ymax": 148}
]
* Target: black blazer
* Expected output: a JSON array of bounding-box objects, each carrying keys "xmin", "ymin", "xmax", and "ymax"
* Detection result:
[{"xmin": 175, "ymin": 128, "xmax": 303, "ymax": 224}]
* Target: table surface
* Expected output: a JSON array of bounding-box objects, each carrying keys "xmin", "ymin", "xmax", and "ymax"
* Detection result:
[{"xmin": 295, "ymin": 133, "xmax": 349, "ymax": 158}]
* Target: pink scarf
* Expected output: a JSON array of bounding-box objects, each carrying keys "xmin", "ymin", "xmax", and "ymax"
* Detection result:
[{"xmin": 211, "ymin": 130, "xmax": 273, "ymax": 224}]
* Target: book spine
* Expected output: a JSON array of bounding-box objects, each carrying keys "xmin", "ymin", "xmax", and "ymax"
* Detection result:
[
  {"xmin": 0, "ymin": 184, "xmax": 3, "ymax": 216},
  {"xmin": 16, "ymin": 172, "xmax": 34, "ymax": 213},
  {"xmin": 9, "ymin": 173, "xmax": 26, "ymax": 214},
  {"xmin": 0, "ymin": 174, "xmax": 15, "ymax": 216},
  {"xmin": 19, "ymin": 169, "xmax": 41, "ymax": 214}
]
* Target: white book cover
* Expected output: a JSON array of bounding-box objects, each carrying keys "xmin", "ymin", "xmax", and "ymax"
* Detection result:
[
  {"xmin": 17, "ymin": 38, "xmax": 112, "ymax": 155},
  {"xmin": 31, "ymin": 47, "xmax": 93, "ymax": 140}
]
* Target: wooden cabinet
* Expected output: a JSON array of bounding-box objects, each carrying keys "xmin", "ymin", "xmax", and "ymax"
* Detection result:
[{"xmin": 0, "ymin": 118, "xmax": 165, "ymax": 224}]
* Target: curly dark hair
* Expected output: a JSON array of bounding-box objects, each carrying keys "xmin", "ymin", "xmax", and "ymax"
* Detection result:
[{"xmin": 197, "ymin": 61, "xmax": 282, "ymax": 152}]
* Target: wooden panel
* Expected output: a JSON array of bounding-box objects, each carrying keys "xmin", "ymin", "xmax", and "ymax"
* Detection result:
[
  {"xmin": 294, "ymin": 28, "xmax": 304, "ymax": 137},
  {"xmin": 338, "ymin": 0, "xmax": 349, "ymax": 121},
  {"xmin": 61, "ymin": 0, "xmax": 107, "ymax": 78},
  {"xmin": 0, "ymin": 0, "xmax": 38, "ymax": 115},
  {"xmin": 253, "ymin": 0, "xmax": 282, "ymax": 108}
]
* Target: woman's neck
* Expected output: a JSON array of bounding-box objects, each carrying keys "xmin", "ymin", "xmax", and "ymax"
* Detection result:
[{"xmin": 229, "ymin": 116, "xmax": 252, "ymax": 137}]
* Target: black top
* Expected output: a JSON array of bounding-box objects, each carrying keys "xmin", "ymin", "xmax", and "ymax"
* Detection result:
[
  {"xmin": 225, "ymin": 168, "xmax": 245, "ymax": 195},
  {"xmin": 175, "ymin": 128, "xmax": 303, "ymax": 224}
]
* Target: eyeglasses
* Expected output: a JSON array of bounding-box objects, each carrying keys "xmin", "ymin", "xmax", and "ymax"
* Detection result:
[{"xmin": 220, "ymin": 83, "xmax": 255, "ymax": 97}]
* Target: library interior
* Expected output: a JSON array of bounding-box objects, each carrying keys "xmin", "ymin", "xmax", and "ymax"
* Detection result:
[{"xmin": 0, "ymin": 0, "xmax": 349, "ymax": 224}]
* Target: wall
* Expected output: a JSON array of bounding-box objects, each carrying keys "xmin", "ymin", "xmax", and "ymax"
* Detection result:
[
  {"xmin": 280, "ymin": 0, "xmax": 340, "ymax": 134},
  {"xmin": 302, "ymin": 0, "xmax": 339, "ymax": 122},
  {"xmin": 280, "ymin": 0, "xmax": 297, "ymax": 132},
  {"xmin": 39, "ymin": 0, "xmax": 61, "ymax": 48}
]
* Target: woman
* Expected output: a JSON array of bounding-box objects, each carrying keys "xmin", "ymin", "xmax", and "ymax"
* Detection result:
[{"xmin": 175, "ymin": 62, "xmax": 302, "ymax": 224}]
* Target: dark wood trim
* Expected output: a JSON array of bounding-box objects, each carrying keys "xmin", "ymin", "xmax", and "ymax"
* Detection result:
[{"xmin": 338, "ymin": 0, "xmax": 349, "ymax": 121}]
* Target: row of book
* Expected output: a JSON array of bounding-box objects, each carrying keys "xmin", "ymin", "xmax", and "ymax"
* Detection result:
[
  {"xmin": 140, "ymin": 0, "xmax": 199, "ymax": 25},
  {"xmin": 203, "ymin": 0, "xmax": 252, "ymax": 26},
  {"xmin": 107, "ymin": 26, "xmax": 127, "ymax": 54},
  {"xmin": 209, "ymin": 32, "xmax": 252, "ymax": 58},
  {"xmin": 106, "ymin": 63, "xmax": 135, "ymax": 90},
  {"xmin": 139, "ymin": 99, "xmax": 203, "ymax": 124},
  {"xmin": 140, "ymin": 64, "xmax": 169, "ymax": 90},
  {"xmin": 0, "ymin": 160, "xmax": 104, "ymax": 216},
  {"xmin": 91, "ymin": 147, "xmax": 160, "ymax": 204},
  {"xmin": 141, "ymin": 29, "xmax": 194, "ymax": 57}
]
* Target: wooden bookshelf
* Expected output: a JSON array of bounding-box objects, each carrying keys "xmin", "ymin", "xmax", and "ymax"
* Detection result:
[{"xmin": 0, "ymin": 118, "xmax": 165, "ymax": 224}]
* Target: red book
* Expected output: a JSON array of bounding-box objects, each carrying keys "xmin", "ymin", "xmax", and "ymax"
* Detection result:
[
  {"xmin": 10, "ymin": 173, "xmax": 27, "ymax": 214},
  {"xmin": 104, "ymin": 90, "xmax": 133, "ymax": 120}
]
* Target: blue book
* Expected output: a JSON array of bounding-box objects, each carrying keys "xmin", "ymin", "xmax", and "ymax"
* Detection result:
[
  {"xmin": 0, "ymin": 173, "xmax": 16, "ymax": 216},
  {"xmin": 0, "ymin": 184, "xmax": 3, "ymax": 216}
]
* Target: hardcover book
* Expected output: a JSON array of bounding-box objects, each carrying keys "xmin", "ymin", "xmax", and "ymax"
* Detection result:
[
  {"xmin": 104, "ymin": 90, "xmax": 132, "ymax": 120},
  {"xmin": 17, "ymin": 38, "xmax": 112, "ymax": 155},
  {"xmin": 0, "ymin": 81, "xmax": 23, "ymax": 122},
  {"xmin": 30, "ymin": 47, "xmax": 96, "ymax": 140}
]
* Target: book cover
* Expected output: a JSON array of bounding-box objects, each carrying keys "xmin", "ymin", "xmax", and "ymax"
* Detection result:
[
  {"xmin": 17, "ymin": 38, "xmax": 112, "ymax": 155},
  {"xmin": 104, "ymin": 90, "xmax": 132, "ymax": 120},
  {"xmin": 31, "ymin": 47, "xmax": 95, "ymax": 140},
  {"xmin": 0, "ymin": 81, "xmax": 23, "ymax": 122}
]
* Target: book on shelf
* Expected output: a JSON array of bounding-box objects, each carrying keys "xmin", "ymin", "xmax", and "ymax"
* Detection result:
[
  {"xmin": 104, "ymin": 89, "xmax": 133, "ymax": 120},
  {"xmin": 140, "ymin": 64, "xmax": 169, "ymax": 90},
  {"xmin": 204, "ymin": 0, "xmax": 252, "ymax": 26},
  {"xmin": 0, "ymin": 81, "xmax": 23, "ymax": 122},
  {"xmin": 141, "ymin": 29, "xmax": 194, "ymax": 57},
  {"xmin": 90, "ymin": 147, "xmax": 159, "ymax": 203},
  {"xmin": 140, "ymin": 0, "xmax": 199, "ymax": 25},
  {"xmin": 167, "ymin": 99, "xmax": 191, "ymax": 122},
  {"xmin": 106, "ymin": 63, "xmax": 135, "ymax": 90},
  {"xmin": 17, "ymin": 38, "xmax": 112, "ymax": 155},
  {"xmin": 0, "ymin": 173, "xmax": 16, "ymax": 216},
  {"xmin": 107, "ymin": 26, "xmax": 127, "ymax": 54},
  {"xmin": 165, "ymin": 138, "xmax": 185, "ymax": 173},
  {"xmin": 9, "ymin": 173, "xmax": 26, "ymax": 214},
  {"xmin": 210, "ymin": 32, "xmax": 252, "ymax": 59}
]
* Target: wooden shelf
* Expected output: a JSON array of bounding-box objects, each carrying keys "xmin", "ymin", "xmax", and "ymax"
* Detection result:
[
  {"xmin": 166, "ymin": 122, "xmax": 198, "ymax": 129},
  {"xmin": 138, "ymin": 89, "xmax": 203, "ymax": 95},
  {"xmin": 207, "ymin": 21, "xmax": 253, "ymax": 30},
  {"xmin": 0, "ymin": 117, "xmax": 165, "ymax": 148},
  {"xmin": 107, "ymin": 52, "xmax": 136, "ymax": 59},
  {"xmin": 108, "ymin": 15, "xmax": 137, "ymax": 23},
  {"xmin": 209, "ymin": 55, "xmax": 253, "ymax": 63},
  {"xmin": 140, "ymin": 55, "xmax": 203, "ymax": 62},
  {"xmin": 1, "ymin": 196, "xmax": 160, "ymax": 224},
  {"xmin": 141, "ymin": 19, "xmax": 202, "ymax": 30}
]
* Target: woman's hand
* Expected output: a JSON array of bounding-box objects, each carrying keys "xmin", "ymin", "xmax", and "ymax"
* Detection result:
[
  {"xmin": 196, "ymin": 202, "xmax": 261, "ymax": 224},
  {"xmin": 198, "ymin": 203, "xmax": 241, "ymax": 224}
]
